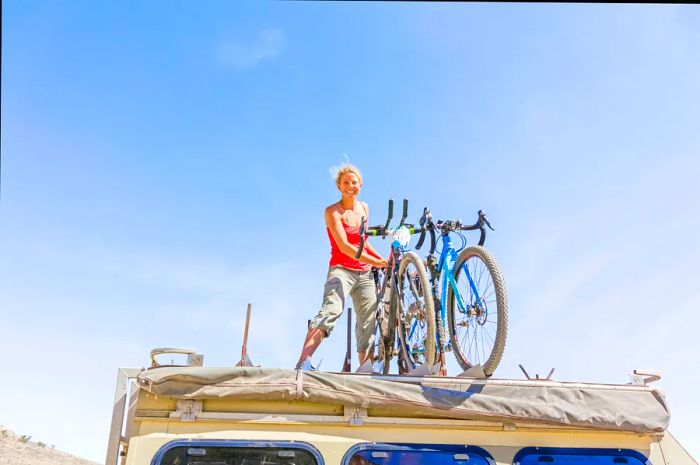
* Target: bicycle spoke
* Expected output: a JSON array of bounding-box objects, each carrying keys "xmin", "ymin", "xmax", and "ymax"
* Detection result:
[
  {"xmin": 481, "ymin": 279, "xmax": 494, "ymax": 300},
  {"xmin": 483, "ymin": 328, "xmax": 495, "ymax": 345},
  {"xmin": 469, "ymin": 324, "xmax": 478, "ymax": 362},
  {"xmin": 396, "ymin": 254, "xmax": 435, "ymax": 369},
  {"xmin": 476, "ymin": 259, "xmax": 486, "ymax": 291},
  {"xmin": 460, "ymin": 325, "xmax": 471, "ymax": 359},
  {"xmin": 481, "ymin": 288, "xmax": 496, "ymax": 302}
]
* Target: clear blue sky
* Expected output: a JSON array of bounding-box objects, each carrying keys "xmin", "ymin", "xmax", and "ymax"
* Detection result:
[{"xmin": 2, "ymin": 1, "xmax": 699, "ymax": 462}]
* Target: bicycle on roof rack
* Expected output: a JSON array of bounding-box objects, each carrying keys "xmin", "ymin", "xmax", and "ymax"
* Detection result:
[
  {"xmin": 415, "ymin": 207, "xmax": 508, "ymax": 376},
  {"xmin": 356, "ymin": 199, "xmax": 436, "ymax": 374}
]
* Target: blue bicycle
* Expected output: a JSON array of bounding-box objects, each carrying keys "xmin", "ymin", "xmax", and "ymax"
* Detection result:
[{"xmin": 413, "ymin": 208, "xmax": 508, "ymax": 376}]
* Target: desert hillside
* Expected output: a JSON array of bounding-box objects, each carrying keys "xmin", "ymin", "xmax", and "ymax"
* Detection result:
[{"xmin": 0, "ymin": 426, "xmax": 99, "ymax": 465}]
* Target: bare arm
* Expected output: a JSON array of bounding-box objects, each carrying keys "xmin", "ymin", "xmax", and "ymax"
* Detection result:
[
  {"xmin": 359, "ymin": 202, "xmax": 385, "ymax": 260},
  {"xmin": 326, "ymin": 206, "xmax": 387, "ymax": 268},
  {"xmin": 363, "ymin": 240, "xmax": 383, "ymax": 260},
  {"xmin": 360, "ymin": 203, "xmax": 385, "ymax": 259}
]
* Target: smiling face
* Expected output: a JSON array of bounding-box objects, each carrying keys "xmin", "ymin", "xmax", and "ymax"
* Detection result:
[{"xmin": 337, "ymin": 172, "xmax": 362, "ymax": 200}]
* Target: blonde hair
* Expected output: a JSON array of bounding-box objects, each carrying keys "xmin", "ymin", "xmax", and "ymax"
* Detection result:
[
  {"xmin": 329, "ymin": 156, "xmax": 363, "ymax": 186},
  {"xmin": 335, "ymin": 163, "xmax": 363, "ymax": 186}
]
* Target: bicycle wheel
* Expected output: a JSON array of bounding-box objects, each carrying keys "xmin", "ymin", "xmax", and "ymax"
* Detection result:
[
  {"xmin": 396, "ymin": 251, "xmax": 436, "ymax": 372},
  {"xmin": 447, "ymin": 245, "xmax": 508, "ymax": 376},
  {"xmin": 376, "ymin": 290, "xmax": 399, "ymax": 374},
  {"xmin": 368, "ymin": 268, "xmax": 396, "ymax": 374}
]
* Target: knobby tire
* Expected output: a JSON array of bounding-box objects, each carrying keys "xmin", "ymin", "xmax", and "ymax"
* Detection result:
[
  {"xmin": 396, "ymin": 251, "xmax": 437, "ymax": 372},
  {"xmin": 447, "ymin": 245, "xmax": 508, "ymax": 376}
]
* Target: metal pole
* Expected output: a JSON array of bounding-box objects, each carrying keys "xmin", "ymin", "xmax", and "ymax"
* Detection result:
[
  {"xmin": 236, "ymin": 303, "xmax": 252, "ymax": 367},
  {"xmin": 343, "ymin": 307, "xmax": 352, "ymax": 372}
]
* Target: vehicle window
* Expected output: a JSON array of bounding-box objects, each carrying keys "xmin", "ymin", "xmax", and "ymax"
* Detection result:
[
  {"xmin": 154, "ymin": 441, "xmax": 321, "ymax": 465},
  {"xmin": 343, "ymin": 443, "xmax": 494, "ymax": 465},
  {"xmin": 513, "ymin": 447, "xmax": 650, "ymax": 465}
]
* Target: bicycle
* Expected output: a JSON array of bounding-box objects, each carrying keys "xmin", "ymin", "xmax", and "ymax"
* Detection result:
[
  {"xmin": 414, "ymin": 208, "xmax": 508, "ymax": 377},
  {"xmin": 355, "ymin": 199, "xmax": 436, "ymax": 375}
]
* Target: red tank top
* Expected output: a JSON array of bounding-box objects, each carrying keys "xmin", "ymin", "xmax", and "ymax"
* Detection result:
[{"xmin": 327, "ymin": 203, "xmax": 372, "ymax": 271}]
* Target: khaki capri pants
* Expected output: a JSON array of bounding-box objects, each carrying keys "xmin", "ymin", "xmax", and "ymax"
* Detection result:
[{"xmin": 310, "ymin": 266, "xmax": 377, "ymax": 353}]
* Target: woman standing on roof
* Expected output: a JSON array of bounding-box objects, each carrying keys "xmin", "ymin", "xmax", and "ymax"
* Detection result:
[{"xmin": 295, "ymin": 164, "xmax": 388, "ymax": 370}]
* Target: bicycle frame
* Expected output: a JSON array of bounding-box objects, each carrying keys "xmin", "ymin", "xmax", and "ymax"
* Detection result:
[
  {"xmin": 373, "ymin": 234, "xmax": 410, "ymax": 367},
  {"xmin": 374, "ymin": 245, "xmax": 401, "ymax": 325},
  {"xmin": 390, "ymin": 236, "xmax": 434, "ymax": 363},
  {"xmin": 375, "ymin": 233, "xmax": 427, "ymax": 372},
  {"xmin": 430, "ymin": 232, "xmax": 487, "ymax": 352}
]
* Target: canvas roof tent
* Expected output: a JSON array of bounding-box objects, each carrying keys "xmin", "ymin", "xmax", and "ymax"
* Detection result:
[
  {"xmin": 136, "ymin": 366, "xmax": 670, "ymax": 434},
  {"xmin": 106, "ymin": 365, "xmax": 696, "ymax": 465}
]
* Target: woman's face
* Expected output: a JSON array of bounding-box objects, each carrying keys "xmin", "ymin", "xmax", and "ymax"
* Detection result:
[{"xmin": 338, "ymin": 172, "xmax": 362, "ymax": 199}]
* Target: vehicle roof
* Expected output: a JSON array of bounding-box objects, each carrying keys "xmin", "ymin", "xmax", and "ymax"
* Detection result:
[{"xmin": 135, "ymin": 366, "xmax": 670, "ymax": 434}]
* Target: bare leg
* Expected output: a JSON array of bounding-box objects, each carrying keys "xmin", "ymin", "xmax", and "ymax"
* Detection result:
[
  {"xmin": 357, "ymin": 350, "xmax": 374, "ymax": 367},
  {"xmin": 295, "ymin": 327, "xmax": 326, "ymax": 368}
]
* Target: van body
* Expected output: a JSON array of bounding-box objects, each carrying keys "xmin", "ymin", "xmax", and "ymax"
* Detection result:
[{"xmin": 105, "ymin": 362, "xmax": 696, "ymax": 465}]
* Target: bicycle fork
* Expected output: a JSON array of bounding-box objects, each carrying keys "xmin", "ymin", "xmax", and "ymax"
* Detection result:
[{"xmin": 452, "ymin": 261, "xmax": 487, "ymax": 324}]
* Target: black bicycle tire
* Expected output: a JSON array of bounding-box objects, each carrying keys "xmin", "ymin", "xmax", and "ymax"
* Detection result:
[
  {"xmin": 429, "ymin": 261, "xmax": 446, "ymax": 367},
  {"xmin": 396, "ymin": 251, "xmax": 437, "ymax": 372},
  {"xmin": 447, "ymin": 245, "xmax": 508, "ymax": 376},
  {"xmin": 372, "ymin": 288, "xmax": 394, "ymax": 375}
]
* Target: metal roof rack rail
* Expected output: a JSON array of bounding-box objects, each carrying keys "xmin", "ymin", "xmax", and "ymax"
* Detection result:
[{"xmin": 150, "ymin": 348, "xmax": 203, "ymax": 368}]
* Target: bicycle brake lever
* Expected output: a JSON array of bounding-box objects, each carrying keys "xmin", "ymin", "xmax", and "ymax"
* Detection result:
[
  {"xmin": 478, "ymin": 209, "xmax": 495, "ymax": 231},
  {"xmin": 416, "ymin": 207, "xmax": 429, "ymax": 250},
  {"xmin": 355, "ymin": 216, "xmax": 367, "ymax": 259},
  {"xmin": 419, "ymin": 207, "xmax": 428, "ymax": 227}
]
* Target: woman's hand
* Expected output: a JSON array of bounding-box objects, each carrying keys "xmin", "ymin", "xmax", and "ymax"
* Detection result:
[{"xmin": 370, "ymin": 256, "xmax": 389, "ymax": 269}]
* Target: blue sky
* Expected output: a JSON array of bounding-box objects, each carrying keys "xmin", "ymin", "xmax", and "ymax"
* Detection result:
[{"xmin": 2, "ymin": 2, "xmax": 699, "ymax": 462}]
